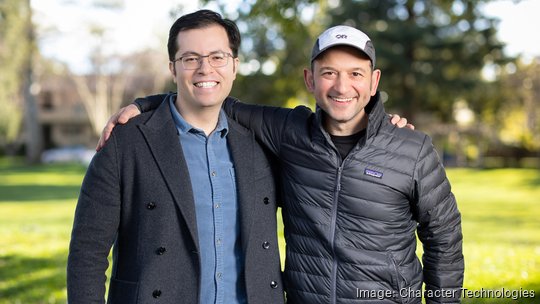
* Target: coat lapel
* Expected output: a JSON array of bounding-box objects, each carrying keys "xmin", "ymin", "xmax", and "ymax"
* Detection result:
[
  {"xmin": 227, "ymin": 118, "xmax": 255, "ymax": 253},
  {"xmin": 138, "ymin": 98, "xmax": 199, "ymax": 252}
]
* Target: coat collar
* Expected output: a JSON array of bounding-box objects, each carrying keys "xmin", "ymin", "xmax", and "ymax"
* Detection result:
[
  {"xmin": 137, "ymin": 94, "xmax": 199, "ymax": 251},
  {"xmin": 137, "ymin": 93, "xmax": 258, "ymax": 254}
]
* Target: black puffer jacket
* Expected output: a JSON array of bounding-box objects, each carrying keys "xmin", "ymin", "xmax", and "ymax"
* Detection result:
[
  {"xmin": 137, "ymin": 93, "xmax": 464, "ymax": 304},
  {"xmin": 224, "ymin": 93, "xmax": 463, "ymax": 304}
]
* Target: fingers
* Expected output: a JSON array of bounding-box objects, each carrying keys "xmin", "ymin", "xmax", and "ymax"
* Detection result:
[
  {"xmin": 390, "ymin": 114, "xmax": 401, "ymax": 125},
  {"xmin": 117, "ymin": 104, "xmax": 141, "ymax": 124},
  {"xmin": 397, "ymin": 117, "xmax": 408, "ymax": 128},
  {"xmin": 96, "ymin": 119, "xmax": 116, "ymax": 151},
  {"xmin": 95, "ymin": 104, "xmax": 142, "ymax": 151},
  {"xmin": 389, "ymin": 114, "xmax": 407, "ymax": 128},
  {"xmin": 389, "ymin": 113, "xmax": 415, "ymax": 129}
]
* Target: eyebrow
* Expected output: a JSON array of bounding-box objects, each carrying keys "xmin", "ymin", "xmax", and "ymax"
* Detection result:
[
  {"xmin": 179, "ymin": 50, "xmax": 227, "ymax": 57},
  {"xmin": 319, "ymin": 66, "xmax": 368, "ymax": 73}
]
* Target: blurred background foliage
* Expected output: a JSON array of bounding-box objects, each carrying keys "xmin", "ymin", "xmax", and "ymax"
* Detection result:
[
  {"xmin": 1, "ymin": 0, "xmax": 540, "ymax": 303},
  {"xmin": 0, "ymin": 0, "xmax": 539, "ymax": 167}
]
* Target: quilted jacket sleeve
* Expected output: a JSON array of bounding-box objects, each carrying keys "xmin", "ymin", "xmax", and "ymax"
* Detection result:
[
  {"xmin": 222, "ymin": 97, "xmax": 293, "ymax": 156},
  {"xmin": 413, "ymin": 134, "xmax": 464, "ymax": 304},
  {"xmin": 133, "ymin": 93, "xmax": 167, "ymax": 112}
]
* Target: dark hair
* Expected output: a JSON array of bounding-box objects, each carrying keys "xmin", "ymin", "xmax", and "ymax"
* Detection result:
[{"xmin": 167, "ymin": 9, "xmax": 241, "ymax": 61}]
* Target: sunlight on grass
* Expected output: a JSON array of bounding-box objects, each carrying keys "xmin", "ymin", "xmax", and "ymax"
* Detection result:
[
  {"xmin": 448, "ymin": 168, "xmax": 540, "ymax": 303},
  {"xmin": 1, "ymin": 158, "xmax": 539, "ymax": 303},
  {"xmin": 0, "ymin": 159, "xmax": 84, "ymax": 303}
]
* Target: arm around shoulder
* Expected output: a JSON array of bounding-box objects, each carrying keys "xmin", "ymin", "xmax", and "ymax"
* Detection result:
[
  {"xmin": 223, "ymin": 97, "xmax": 303, "ymax": 155},
  {"xmin": 134, "ymin": 93, "xmax": 168, "ymax": 113}
]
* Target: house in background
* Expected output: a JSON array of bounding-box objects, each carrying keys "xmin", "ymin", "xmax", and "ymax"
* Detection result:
[
  {"xmin": 34, "ymin": 50, "xmax": 171, "ymax": 151},
  {"xmin": 36, "ymin": 74, "xmax": 96, "ymax": 150}
]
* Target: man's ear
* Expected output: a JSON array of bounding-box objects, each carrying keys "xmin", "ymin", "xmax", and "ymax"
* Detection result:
[
  {"xmin": 169, "ymin": 62, "xmax": 177, "ymax": 83},
  {"xmin": 303, "ymin": 68, "xmax": 315, "ymax": 93},
  {"xmin": 232, "ymin": 57, "xmax": 239, "ymax": 80},
  {"xmin": 370, "ymin": 68, "xmax": 381, "ymax": 96}
]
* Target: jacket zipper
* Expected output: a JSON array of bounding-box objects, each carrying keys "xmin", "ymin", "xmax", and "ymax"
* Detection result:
[
  {"xmin": 330, "ymin": 164, "xmax": 343, "ymax": 304},
  {"xmin": 389, "ymin": 254, "xmax": 406, "ymax": 304}
]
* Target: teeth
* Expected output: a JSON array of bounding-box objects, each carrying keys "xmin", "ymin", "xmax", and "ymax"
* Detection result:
[
  {"xmin": 332, "ymin": 97, "xmax": 353, "ymax": 102},
  {"xmin": 195, "ymin": 81, "xmax": 217, "ymax": 88}
]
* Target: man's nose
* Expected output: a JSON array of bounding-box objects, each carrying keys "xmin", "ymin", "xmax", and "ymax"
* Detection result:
[
  {"xmin": 333, "ymin": 73, "xmax": 350, "ymax": 93},
  {"xmin": 197, "ymin": 57, "xmax": 213, "ymax": 73}
]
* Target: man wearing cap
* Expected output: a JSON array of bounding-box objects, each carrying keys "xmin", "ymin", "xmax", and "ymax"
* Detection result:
[{"xmin": 100, "ymin": 25, "xmax": 464, "ymax": 304}]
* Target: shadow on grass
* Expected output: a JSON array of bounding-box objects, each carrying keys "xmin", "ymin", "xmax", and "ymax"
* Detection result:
[
  {"xmin": 0, "ymin": 253, "xmax": 67, "ymax": 302},
  {"xmin": 526, "ymin": 175, "xmax": 540, "ymax": 188},
  {"xmin": 0, "ymin": 185, "xmax": 81, "ymax": 203}
]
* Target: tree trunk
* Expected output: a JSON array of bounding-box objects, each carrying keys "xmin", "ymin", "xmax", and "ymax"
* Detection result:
[{"xmin": 23, "ymin": 0, "xmax": 42, "ymax": 164}]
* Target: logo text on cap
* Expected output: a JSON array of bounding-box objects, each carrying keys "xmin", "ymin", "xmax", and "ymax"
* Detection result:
[{"xmin": 335, "ymin": 34, "xmax": 347, "ymax": 39}]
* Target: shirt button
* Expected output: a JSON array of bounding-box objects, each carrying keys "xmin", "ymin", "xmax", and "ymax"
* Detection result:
[
  {"xmin": 156, "ymin": 247, "xmax": 166, "ymax": 255},
  {"xmin": 263, "ymin": 197, "xmax": 270, "ymax": 205},
  {"xmin": 216, "ymin": 238, "xmax": 222, "ymax": 245},
  {"xmin": 270, "ymin": 281, "xmax": 278, "ymax": 289},
  {"xmin": 262, "ymin": 241, "xmax": 270, "ymax": 249},
  {"xmin": 215, "ymin": 203, "xmax": 220, "ymax": 209},
  {"xmin": 211, "ymin": 171, "xmax": 217, "ymax": 177},
  {"xmin": 216, "ymin": 272, "xmax": 222, "ymax": 280},
  {"xmin": 152, "ymin": 289, "xmax": 162, "ymax": 298},
  {"xmin": 146, "ymin": 202, "xmax": 156, "ymax": 210}
]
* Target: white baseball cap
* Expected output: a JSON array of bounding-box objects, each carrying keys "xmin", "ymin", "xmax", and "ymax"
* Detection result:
[{"xmin": 311, "ymin": 25, "xmax": 376, "ymax": 67}]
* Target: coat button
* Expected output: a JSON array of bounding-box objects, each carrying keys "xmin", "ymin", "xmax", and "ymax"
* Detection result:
[
  {"xmin": 152, "ymin": 289, "xmax": 161, "ymax": 298},
  {"xmin": 262, "ymin": 241, "xmax": 270, "ymax": 249},
  {"xmin": 156, "ymin": 247, "xmax": 166, "ymax": 255},
  {"xmin": 270, "ymin": 281, "xmax": 278, "ymax": 289},
  {"xmin": 263, "ymin": 197, "xmax": 270, "ymax": 205},
  {"xmin": 147, "ymin": 202, "xmax": 156, "ymax": 210}
]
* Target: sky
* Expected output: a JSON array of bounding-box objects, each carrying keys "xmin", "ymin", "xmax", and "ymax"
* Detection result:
[{"xmin": 31, "ymin": 0, "xmax": 540, "ymax": 74}]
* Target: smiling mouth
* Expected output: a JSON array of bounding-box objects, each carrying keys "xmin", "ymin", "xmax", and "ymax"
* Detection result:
[
  {"xmin": 330, "ymin": 96, "xmax": 354, "ymax": 103},
  {"xmin": 194, "ymin": 81, "xmax": 218, "ymax": 88}
]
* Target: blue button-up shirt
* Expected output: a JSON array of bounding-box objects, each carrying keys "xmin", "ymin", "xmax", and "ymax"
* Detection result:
[{"xmin": 169, "ymin": 95, "xmax": 246, "ymax": 304}]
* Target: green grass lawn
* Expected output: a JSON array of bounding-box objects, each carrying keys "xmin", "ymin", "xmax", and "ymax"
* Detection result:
[{"xmin": 0, "ymin": 157, "xmax": 539, "ymax": 303}]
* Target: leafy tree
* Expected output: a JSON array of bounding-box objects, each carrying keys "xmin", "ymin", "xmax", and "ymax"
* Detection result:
[
  {"xmin": 0, "ymin": 0, "xmax": 41, "ymax": 161},
  {"xmin": 201, "ymin": 0, "xmax": 323, "ymax": 107},
  {"xmin": 328, "ymin": 0, "xmax": 511, "ymax": 121},
  {"xmin": 495, "ymin": 58, "xmax": 540, "ymax": 151},
  {"xmin": 0, "ymin": 0, "xmax": 30, "ymax": 152}
]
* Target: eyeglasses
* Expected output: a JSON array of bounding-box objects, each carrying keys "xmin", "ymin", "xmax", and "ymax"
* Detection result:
[{"xmin": 173, "ymin": 52, "xmax": 234, "ymax": 70}]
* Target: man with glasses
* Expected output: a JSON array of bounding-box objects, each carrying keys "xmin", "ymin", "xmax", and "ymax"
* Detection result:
[{"xmin": 67, "ymin": 10, "xmax": 284, "ymax": 304}]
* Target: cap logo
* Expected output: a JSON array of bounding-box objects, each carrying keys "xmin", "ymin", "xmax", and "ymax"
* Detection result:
[{"xmin": 318, "ymin": 27, "xmax": 370, "ymax": 51}]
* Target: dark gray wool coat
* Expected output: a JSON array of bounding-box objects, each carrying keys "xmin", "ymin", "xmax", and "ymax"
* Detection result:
[{"xmin": 67, "ymin": 96, "xmax": 284, "ymax": 304}]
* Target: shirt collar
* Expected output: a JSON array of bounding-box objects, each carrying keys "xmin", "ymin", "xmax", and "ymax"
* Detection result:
[{"xmin": 168, "ymin": 93, "xmax": 229, "ymax": 137}]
